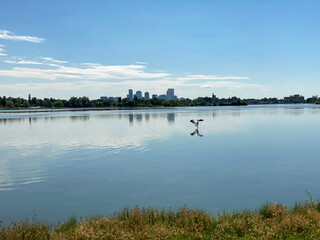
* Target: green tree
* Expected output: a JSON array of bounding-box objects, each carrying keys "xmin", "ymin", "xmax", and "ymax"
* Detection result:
[
  {"xmin": 31, "ymin": 97, "xmax": 38, "ymax": 106},
  {"xmin": 307, "ymin": 96, "xmax": 318, "ymax": 104},
  {"xmin": 53, "ymin": 100, "xmax": 64, "ymax": 108},
  {"xmin": 68, "ymin": 97, "xmax": 79, "ymax": 107},
  {"xmin": 80, "ymin": 96, "xmax": 91, "ymax": 107},
  {"xmin": 6, "ymin": 100, "xmax": 14, "ymax": 108},
  {"xmin": 43, "ymin": 98, "xmax": 53, "ymax": 108},
  {"xmin": 22, "ymin": 100, "xmax": 30, "ymax": 108},
  {"xmin": 0, "ymin": 97, "xmax": 5, "ymax": 107}
]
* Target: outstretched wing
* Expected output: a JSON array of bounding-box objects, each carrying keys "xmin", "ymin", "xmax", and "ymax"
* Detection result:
[
  {"xmin": 190, "ymin": 119, "xmax": 196, "ymax": 125},
  {"xmin": 198, "ymin": 119, "xmax": 204, "ymax": 122}
]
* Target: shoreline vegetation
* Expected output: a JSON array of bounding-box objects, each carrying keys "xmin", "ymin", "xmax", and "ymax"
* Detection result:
[
  {"xmin": 2, "ymin": 198, "xmax": 320, "ymax": 239},
  {"xmin": 0, "ymin": 95, "xmax": 320, "ymax": 110}
]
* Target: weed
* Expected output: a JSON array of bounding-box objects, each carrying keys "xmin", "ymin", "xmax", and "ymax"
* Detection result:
[{"xmin": 2, "ymin": 198, "xmax": 320, "ymax": 239}]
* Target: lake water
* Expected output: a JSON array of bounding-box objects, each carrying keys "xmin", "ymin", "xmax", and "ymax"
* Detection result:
[{"xmin": 1, "ymin": 105, "xmax": 320, "ymax": 223}]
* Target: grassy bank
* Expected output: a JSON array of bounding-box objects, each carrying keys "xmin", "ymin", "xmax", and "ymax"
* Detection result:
[{"xmin": 2, "ymin": 198, "xmax": 320, "ymax": 239}]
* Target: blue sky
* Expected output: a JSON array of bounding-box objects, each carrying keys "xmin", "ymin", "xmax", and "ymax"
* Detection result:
[{"xmin": 0, "ymin": 0, "xmax": 319, "ymax": 99}]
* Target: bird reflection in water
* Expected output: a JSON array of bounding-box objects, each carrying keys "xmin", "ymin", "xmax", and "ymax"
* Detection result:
[{"xmin": 190, "ymin": 128, "xmax": 203, "ymax": 137}]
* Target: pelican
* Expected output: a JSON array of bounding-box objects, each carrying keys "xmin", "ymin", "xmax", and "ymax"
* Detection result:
[{"xmin": 190, "ymin": 119, "xmax": 203, "ymax": 127}]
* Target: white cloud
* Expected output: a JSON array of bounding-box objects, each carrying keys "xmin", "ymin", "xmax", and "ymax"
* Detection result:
[
  {"xmin": 39, "ymin": 57, "xmax": 68, "ymax": 64},
  {"xmin": 0, "ymin": 44, "xmax": 6, "ymax": 56},
  {"xmin": 0, "ymin": 77, "xmax": 270, "ymax": 100},
  {"xmin": 0, "ymin": 79, "xmax": 262, "ymax": 98},
  {"xmin": 0, "ymin": 46, "xmax": 267, "ymax": 98},
  {"xmin": 0, "ymin": 81, "xmax": 172, "ymax": 101},
  {"xmin": 47, "ymin": 63, "xmax": 62, "ymax": 67},
  {"xmin": 0, "ymin": 64, "xmax": 171, "ymax": 80},
  {"xmin": 4, "ymin": 60, "xmax": 43, "ymax": 65},
  {"xmin": 0, "ymin": 55, "xmax": 266, "ymax": 97},
  {"xmin": 0, "ymin": 30, "xmax": 45, "ymax": 43},
  {"xmin": 3, "ymin": 60, "xmax": 18, "ymax": 64},
  {"xmin": 80, "ymin": 63, "xmax": 102, "ymax": 67},
  {"xmin": 177, "ymin": 75, "xmax": 250, "ymax": 81},
  {"xmin": 200, "ymin": 81, "xmax": 264, "ymax": 90},
  {"xmin": 200, "ymin": 85, "xmax": 212, "ymax": 88}
]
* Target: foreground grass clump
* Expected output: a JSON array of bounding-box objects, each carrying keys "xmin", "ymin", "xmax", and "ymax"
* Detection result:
[{"xmin": 2, "ymin": 200, "xmax": 320, "ymax": 239}]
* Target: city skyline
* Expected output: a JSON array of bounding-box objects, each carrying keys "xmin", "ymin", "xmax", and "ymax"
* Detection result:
[
  {"xmin": 0, "ymin": 1, "xmax": 319, "ymax": 99},
  {"xmin": 100, "ymin": 88, "xmax": 310, "ymax": 103},
  {"xmin": 102, "ymin": 88, "xmax": 179, "ymax": 102}
]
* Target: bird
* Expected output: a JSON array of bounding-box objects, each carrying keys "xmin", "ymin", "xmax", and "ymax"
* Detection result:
[
  {"xmin": 190, "ymin": 119, "xmax": 204, "ymax": 127},
  {"xmin": 190, "ymin": 128, "xmax": 203, "ymax": 137}
]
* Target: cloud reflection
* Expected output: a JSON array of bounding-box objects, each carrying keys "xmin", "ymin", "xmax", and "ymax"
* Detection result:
[{"xmin": 1, "ymin": 105, "xmax": 314, "ymax": 191}]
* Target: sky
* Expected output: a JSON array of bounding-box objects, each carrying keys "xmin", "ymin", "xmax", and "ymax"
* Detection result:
[{"xmin": 0, "ymin": 0, "xmax": 319, "ymax": 100}]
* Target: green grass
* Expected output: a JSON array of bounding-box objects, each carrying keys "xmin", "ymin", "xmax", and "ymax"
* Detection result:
[{"xmin": 2, "ymin": 198, "xmax": 320, "ymax": 239}]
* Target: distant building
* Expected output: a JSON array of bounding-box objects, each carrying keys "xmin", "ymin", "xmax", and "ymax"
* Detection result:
[
  {"xmin": 212, "ymin": 92, "xmax": 216, "ymax": 98},
  {"xmin": 135, "ymin": 90, "xmax": 143, "ymax": 99},
  {"xmin": 284, "ymin": 94, "xmax": 304, "ymax": 102},
  {"xmin": 101, "ymin": 96, "xmax": 120, "ymax": 102},
  {"xmin": 159, "ymin": 94, "xmax": 166, "ymax": 100},
  {"xmin": 144, "ymin": 91, "xmax": 150, "ymax": 100},
  {"xmin": 124, "ymin": 88, "xmax": 181, "ymax": 101},
  {"xmin": 127, "ymin": 89, "xmax": 133, "ymax": 99},
  {"xmin": 166, "ymin": 88, "xmax": 174, "ymax": 100}
]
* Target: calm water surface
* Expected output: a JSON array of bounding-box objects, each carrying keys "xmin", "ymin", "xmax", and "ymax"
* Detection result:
[{"xmin": 0, "ymin": 105, "xmax": 320, "ymax": 223}]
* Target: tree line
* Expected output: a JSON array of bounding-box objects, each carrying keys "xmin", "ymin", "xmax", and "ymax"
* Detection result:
[
  {"xmin": 0, "ymin": 96, "xmax": 247, "ymax": 109},
  {"xmin": 244, "ymin": 96, "xmax": 319, "ymax": 104},
  {"xmin": 0, "ymin": 95, "xmax": 319, "ymax": 109}
]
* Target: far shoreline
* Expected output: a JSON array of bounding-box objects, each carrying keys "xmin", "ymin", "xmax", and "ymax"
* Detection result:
[{"xmin": 0, "ymin": 103, "xmax": 319, "ymax": 114}]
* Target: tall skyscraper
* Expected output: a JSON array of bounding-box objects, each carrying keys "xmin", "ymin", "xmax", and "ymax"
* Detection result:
[
  {"xmin": 166, "ymin": 88, "xmax": 174, "ymax": 100},
  {"xmin": 144, "ymin": 91, "xmax": 150, "ymax": 100},
  {"xmin": 127, "ymin": 89, "xmax": 133, "ymax": 99}
]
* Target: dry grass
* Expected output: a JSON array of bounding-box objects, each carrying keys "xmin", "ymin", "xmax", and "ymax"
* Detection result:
[{"xmin": 2, "ymin": 199, "xmax": 320, "ymax": 239}]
